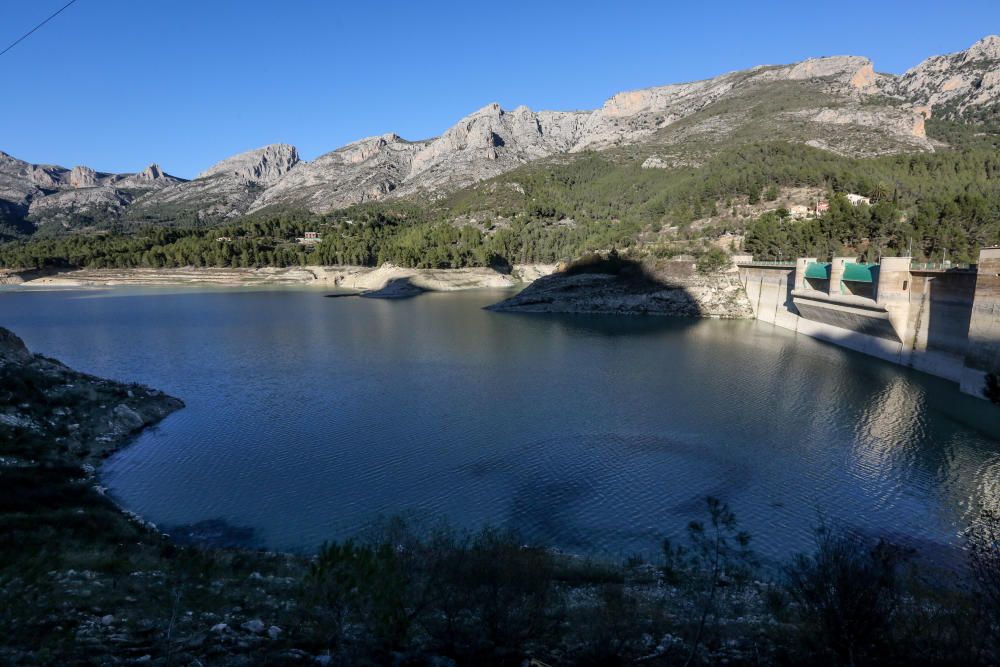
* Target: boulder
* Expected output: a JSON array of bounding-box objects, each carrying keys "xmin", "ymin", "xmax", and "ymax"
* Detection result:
[
  {"xmin": 241, "ymin": 619, "xmax": 266, "ymax": 634},
  {"xmin": 0, "ymin": 328, "xmax": 31, "ymax": 364}
]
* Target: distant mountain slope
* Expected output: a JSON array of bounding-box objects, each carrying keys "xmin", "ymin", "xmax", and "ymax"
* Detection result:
[
  {"xmin": 0, "ymin": 151, "xmax": 182, "ymax": 237},
  {"xmin": 2, "ymin": 36, "xmax": 997, "ymax": 236},
  {"xmin": 890, "ymin": 35, "xmax": 1000, "ymax": 122},
  {"xmin": 123, "ymin": 144, "xmax": 300, "ymax": 225},
  {"xmin": 255, "ymin": 54, "xmax": 928, "ymax": 214},
  {"xmin": 248, "ymin": 134, "xmax": 432, "ymax": 213}
]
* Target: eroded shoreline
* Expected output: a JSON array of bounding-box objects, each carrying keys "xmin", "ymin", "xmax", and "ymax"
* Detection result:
[{"xmin": 0, "ymin": 263, "xmax": 558, "ymax": 294}]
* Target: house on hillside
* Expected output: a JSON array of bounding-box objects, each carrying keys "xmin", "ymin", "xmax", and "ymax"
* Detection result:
[
  {"xmin": 789, "ymin": 205, "xmax": 810, "ymax": 220},
  {"xmin": 846, "ymin": 193, "xmax": 871, "ymax": 206},
  {"xmin": 816, "ymin": 200, "xmax": 830, "ymax": 213},
  {"xmin": 297, "ymin": 231, "xmax": 322, "ymax": 244}
]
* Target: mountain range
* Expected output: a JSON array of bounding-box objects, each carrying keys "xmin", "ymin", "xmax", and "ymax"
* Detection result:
[{"xmin": 2, "ymin": 35, "xmax": 998, "ymax": 237}]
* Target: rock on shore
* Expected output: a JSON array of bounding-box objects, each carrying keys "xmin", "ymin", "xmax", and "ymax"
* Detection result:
[
  {"xmin": 487, "ymin": 260, "xmax": 753, "ymax": 319},
  {"xmin": 0, "ymin": 327, "xmax": 183, "ymax": 465}
]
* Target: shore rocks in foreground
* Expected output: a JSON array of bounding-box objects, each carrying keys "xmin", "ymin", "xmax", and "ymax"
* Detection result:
[{"xmin": 0, "ymin": 327, "xmax": 184, "ymax": 465}]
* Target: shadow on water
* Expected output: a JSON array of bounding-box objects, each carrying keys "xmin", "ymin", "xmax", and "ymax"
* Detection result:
[
  {"xmin": 324, "ymin": 277, "xmax": 426, "ymax": 300},
  {"xmin": 506, "ymin": 309, "xmax": 706, "ymax": 338}
]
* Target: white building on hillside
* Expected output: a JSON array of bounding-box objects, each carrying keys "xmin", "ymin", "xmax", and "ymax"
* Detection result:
[{"xmin": 788, "ymin": 205, "xmax": 810, "ymax": 220}]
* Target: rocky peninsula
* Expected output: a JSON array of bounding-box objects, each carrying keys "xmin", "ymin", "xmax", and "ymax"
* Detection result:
[
  {"xmin": 487, "ymin": 257, "xmax": 753, "ymax": 319},
  {"xmin": 0, "ymin": 328, "xmax": 307, "ymax": 664},
  {"xmin": 0, "ymin": 327, "xmax": 183, "ymax": 465}
]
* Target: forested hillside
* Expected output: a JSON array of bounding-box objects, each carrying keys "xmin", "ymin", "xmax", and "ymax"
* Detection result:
[{"xmin": 2, "ymin": 121, "xmax": 999, "ymax": 272}]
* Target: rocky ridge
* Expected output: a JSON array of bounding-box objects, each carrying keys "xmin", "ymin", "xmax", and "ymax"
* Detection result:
[
  {"xmin": 257, "ymin": 55, "xmax": 926, "ymax": 213},
  {"xmin": 0, "ymin": 151, "xmax": 182, "ymax": 234},
  {"xmin": 196, "ymin": 143, "xmax": 299, "ymax": 185},
  {"xmin": 123, "ymin": 144, "xmax": 302, "ymax": 225},
  {"xmin": 3, "ymin": 37, "xmax": 998, "ymax": 232},
  {"xmin": 249, "ymin": 134, "xmax": 432, "ymax": 213},
  {"xmin": 889, "ymin": 35, "xmax": 1000, "ymax": 120}
]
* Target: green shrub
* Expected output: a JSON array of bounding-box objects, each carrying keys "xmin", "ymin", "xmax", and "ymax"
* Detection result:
[
  {"xmin": 785, "ymin": 527, "xmax": 908, "ymax": 665},
  {"xmin": 695, "ymin": 247, "xmax": 731, "ymax": 274}
]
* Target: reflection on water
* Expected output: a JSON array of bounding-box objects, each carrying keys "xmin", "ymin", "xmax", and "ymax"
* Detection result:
[{"xmin": 2, "ymin": 286, "xmax": 999, "ymax": 563}]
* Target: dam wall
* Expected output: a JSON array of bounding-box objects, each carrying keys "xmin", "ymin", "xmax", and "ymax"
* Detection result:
[
  {"xmin": 737, "ymin": 248, "xmax": 1000, "ymax": 399},
  {"xmin": 961, "ymin": 249, "xmax": 1000, "ymax": 395}
]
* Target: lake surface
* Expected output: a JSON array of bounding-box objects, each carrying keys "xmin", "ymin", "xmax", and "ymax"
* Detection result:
[{"xmin": 3, "ymin": 286, "xmax": 999, "ymax": 564}]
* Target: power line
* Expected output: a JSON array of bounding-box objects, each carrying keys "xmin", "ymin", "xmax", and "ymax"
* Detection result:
[{"xmin": 0, "ymin": 0, "xmax": 80, "ymax": 59}]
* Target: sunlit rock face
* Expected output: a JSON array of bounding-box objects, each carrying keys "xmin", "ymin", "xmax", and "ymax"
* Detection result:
[
  {"xmin": 196, "ymin": 144, "xmax": 300, "ymax": 185},
  {"xmin": 890, "ymin": 35, "xmax": 1000, "ymax": 119}
]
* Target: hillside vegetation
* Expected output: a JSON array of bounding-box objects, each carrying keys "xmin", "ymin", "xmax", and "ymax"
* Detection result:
[{"xmin": 2, "ymin": 121, "xmax": 999, "ymax": 271}]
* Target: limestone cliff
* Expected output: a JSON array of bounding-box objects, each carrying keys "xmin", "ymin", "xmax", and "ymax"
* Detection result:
[
  {"xmin": 889, "ymin": 35, "xmax": 1000, "ymax": 120},
  {"xmin": 249, "ymin": 134, "xmax": 430, "ymax": 213},
  {"xmin": 0, "ymin": 151, "xmax": 183, "ymax": 234},
  {"xmin": 196, "ymin": 144, "xmax": 300, "ymax": 185}
]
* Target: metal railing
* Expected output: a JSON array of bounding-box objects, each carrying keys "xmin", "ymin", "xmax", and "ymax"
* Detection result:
[
  {"xmin": 910, "ymin": 261, "xmax": 973, "ymax": 271},
  {"xmin": 737, "ymin": 260, "xmax": 796, "ymax": 267},
  {"xmin": 739, "ymin": 259, "xmax": 979, "ymax": 271}
]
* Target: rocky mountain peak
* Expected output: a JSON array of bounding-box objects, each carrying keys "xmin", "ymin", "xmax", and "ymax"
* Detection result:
[
  {"xmin": 471, "ymin": 102, "xmax": 504, "ymax": 118},
  {"xmin": 336, "ymin": 133, "xmax": 409, "ymax": 165},
  {"xmin": 892, "ymin": 36, "xmax": 1000, "ymax": 119},
  {"xmin": 138, "ymin": 163, "xmax": 166, "ymax": 180},
  {"xmin": 964, "ymin": 35, "xmax": 1000, "ymax": 62},
  {"xmin": 69, "ymin": 166, "xmax": 98, "ymax": 188},
  {"xmin": 785, "ymin": 56, "xmax": 875, "ymax": 89},
  {"xmin": 197, "ymin": 143, "xmax": 300, "ymax": 185}
]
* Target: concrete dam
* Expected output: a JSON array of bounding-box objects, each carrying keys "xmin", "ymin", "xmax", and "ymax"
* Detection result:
[{"xmin": 736, "ymin": 247, "xmax": 1000, "ymax": 400}]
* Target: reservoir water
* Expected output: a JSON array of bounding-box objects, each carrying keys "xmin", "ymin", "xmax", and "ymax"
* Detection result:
[{"xmin": 3, "ymin": 286, "xmax": 999, "ymax": 563}]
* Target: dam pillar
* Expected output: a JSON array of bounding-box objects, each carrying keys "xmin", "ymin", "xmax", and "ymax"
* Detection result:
[
  {"xmin": 876, "ymin": 256, "xmax": 913, "ymax": 341},
  {"xmin": 829, "ymin": 257, "xmax": 854, "ymax": 296},
  {"xmin": 961, "ymin": 247, "xmax": 1000, "ymax": 399},
  {"xmin": 794, "ymin": 258, "xmax": 817, "ymax": 291},
  {"xmin": 732, "ymin": 254, "xmax": 753, "ymax": 285}
]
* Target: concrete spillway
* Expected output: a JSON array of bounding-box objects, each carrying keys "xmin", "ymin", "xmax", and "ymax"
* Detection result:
[{"xmin": 736, "ymin": 248, "xmax": 1000, "ymax": 400}]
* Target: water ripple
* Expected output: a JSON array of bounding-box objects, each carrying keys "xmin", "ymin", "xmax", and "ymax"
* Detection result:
[{"xmin": 3, "ymin": 287, "xmax": 998, "ymax": 563}]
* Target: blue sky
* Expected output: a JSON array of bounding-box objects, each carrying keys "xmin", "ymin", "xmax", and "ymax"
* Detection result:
[{"xmin": 1, "ymin": 0, "xmax": 997, "ymax": 178}]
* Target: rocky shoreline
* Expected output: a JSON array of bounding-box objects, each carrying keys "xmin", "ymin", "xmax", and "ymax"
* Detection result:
[
  {"xmin": 0, "ymin": 328, "xmax": 309, "ymax": 664},
  {"xmin": 2, "ymin": 259, "xmax": 754, "ymax": 316},
  {"xmin": 0, "ymin": 262, "xmax": 557, "ymax": 295},
  {"xmin": 0, "ymin": 327, "xmax": 184, "ymax": 466}
]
